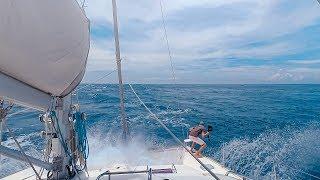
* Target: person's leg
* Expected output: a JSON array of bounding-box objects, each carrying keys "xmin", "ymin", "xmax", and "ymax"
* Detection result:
[
  {"xmin": 189, "ymin": 135, "xmax": 197, "ymax": 152},
  {"xmin": 197, "ymin": 143, "xmax": 207, "ymax": 157},
  {"xmin": 194, "ymin": 137, "xmax": 206, "ymax": 158},
  {"xmin": 191, "ymin": 141, "xmax": 195, "ymax": 152}
]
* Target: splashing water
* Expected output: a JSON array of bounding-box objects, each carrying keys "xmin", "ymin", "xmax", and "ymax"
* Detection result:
[
  {"xmin": 214, "ymin": 124, "xmax": 320, "ymax": 179},
  {"xmin": 86, "ymin": 121, "xmax": 183, "ymax": 170},
  {"xmin": 1, "ymin": 84, "xmax": 320, "ymax": 179}
]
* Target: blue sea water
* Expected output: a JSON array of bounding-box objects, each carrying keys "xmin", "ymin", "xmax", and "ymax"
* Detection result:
[{"xmin": 0, "ymin": 84, "xmax": 320, "ymax": 179}]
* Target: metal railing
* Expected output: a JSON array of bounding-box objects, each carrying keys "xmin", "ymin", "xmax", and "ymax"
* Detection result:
[{"xmin": 96, "ymin": 167, "xmax": 152, "ymax": 180}]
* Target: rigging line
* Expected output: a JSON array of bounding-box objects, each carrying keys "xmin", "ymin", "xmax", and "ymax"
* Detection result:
[
  {"xmin": 128, "ymin": 84, "xmax": 220, "ymax": 180},
  {"xmin": 7, "ymin": 108, "xmax": 32, "ymax": 118},
  {"xmin": 81, "ymin": 0, "xmax": 86, "ymax": 8},
  {"xmin": 50, "ymin": 112, "xmax": 81, "ymax": 180},
  {"xmin": 159, "ymin": 0, "xmax": 176, "ymax": 82},
  {"xmin": 159, "ymin": 0, "xmax": 187, "ymax": 139},
  {"xmin": 42, "ymin": 117, "xmax": 55, "ymax": 176},
  {"xmin": 7, "ymin": 112, "xmax": 38, "ymax": 121},
  {"xmin": 289, "ymin": 167, "xmax": 320, "ymax": 180},
  {"xmin": 76, "ymin": 69, "xmax": 116, "ymax": 91},
  {"xmin": 0, "ymin": 119, "xmax": 5, "ymax": 161},
  {"xmin": 4, "ymin": 123, "xmax": 42, "ymax": 180}
]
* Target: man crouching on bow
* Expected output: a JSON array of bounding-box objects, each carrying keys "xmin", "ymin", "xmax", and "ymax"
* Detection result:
[{"xmin": 189, "ymin": 121, "xmax": 210, "ymax": 158}]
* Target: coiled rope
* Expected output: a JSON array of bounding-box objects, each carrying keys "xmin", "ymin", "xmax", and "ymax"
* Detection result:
[
  {"xmin": 128, "ymin": 84, "xmax": 220, "ymax": 180},
  {"xmin": 73, "ymin": 111, "xmax": 89, "ymax": 161},
  {"xmin": 49, "ymin": 111, "xmax": 81, "ymax": 179}
]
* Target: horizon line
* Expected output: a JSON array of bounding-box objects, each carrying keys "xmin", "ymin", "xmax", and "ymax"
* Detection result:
[{"xmin": 80, "ymin": 83, "xmax": 320, "ymax": 85}]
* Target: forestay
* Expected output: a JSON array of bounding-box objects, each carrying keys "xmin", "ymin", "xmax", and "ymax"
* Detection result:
[{"xmin": 0, "ymin": 0, "xmax": 89, "ymax": 100}]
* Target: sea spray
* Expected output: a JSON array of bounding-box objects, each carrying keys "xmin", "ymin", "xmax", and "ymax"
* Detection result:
[
  {"xmin": 86, "ymin": 119, "xmax": 188, "ymax": 171},
  {"xmin": 1, "ymin": 84, "xmax": 319, "ymax": 179},
  {"xmin": 213, "ymin": 123, "xmax": 320, "ymax": 179}
]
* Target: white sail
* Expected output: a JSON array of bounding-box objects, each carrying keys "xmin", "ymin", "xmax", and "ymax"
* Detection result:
[{"xmin": 0, "ymin": 0, "xmax": 90, "ymax": 102}]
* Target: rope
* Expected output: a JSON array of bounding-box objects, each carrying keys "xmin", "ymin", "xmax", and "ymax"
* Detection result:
[
  {"xmin": 292, "ymin": 168, "xmax": 320, "ymax": 180},
  {"xmin": 76, "ymin": 69, "xmax": 116, "ymax": 91},
  {"xmin": 1, "ymin": 107, "xmax": 34, "ymax": 160},
  {"xmin": 128, "ymin": 84, "xmax": 220, "ymax": 180},
  {"xmin": 0, "ymin": 104, "xmax": 41, "ymax": 179},
  {"xmin": 7, "ymin": 108, "xmax": 32, "ymax": 118},
  {"xmin": 0, "ymin": 119, "xmax": 5, "ymax": 161},
  {"xmin": 159, "ymin": 0, "xmax": 187, "ymax": 140},
  {"xmin": 0, "ymin": 101, "xmax": 14, "ymax": 161},
  {"xmin": 50, "ymin": 111, "xmax": 81, "ymax": 180},
  {"xmin": 81, "ymin": 0, "xmax": 86, "ymax": 8},
  {"xmin": 73, "ymin": 112, "xmax": 89, "ymax": 161},
  {"xmin": 39, "ymin": 116, "xmax": 53, "ymax": 177},
  {"xmin": 159, "ymin": 0, "xmax": 176, "ymax": 82},
  {"xmin": 4, "ymin": 123, "xmax": 42, "ymax": 179}
]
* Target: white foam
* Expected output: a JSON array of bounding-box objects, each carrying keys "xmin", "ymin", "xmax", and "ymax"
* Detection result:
[
  {"xmin": 214, "ymin": 124, "xmax": 320, "ymax": 179},
  {"xmin": 87, "ymin": 122, "xmax": 180, "ymax": 170}
]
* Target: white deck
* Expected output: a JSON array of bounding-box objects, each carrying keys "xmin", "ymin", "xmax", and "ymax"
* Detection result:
[{"xmin": 4, "ymin": 147, "xmax": 244, "ymax": 180}]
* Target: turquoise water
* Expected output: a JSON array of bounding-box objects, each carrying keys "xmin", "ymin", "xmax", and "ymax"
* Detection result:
[{"xmin": 0, "ymin": 84, "xmax": 320, "ymax": 179}]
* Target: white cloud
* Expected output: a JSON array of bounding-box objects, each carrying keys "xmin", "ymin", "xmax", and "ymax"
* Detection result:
[
  {"xmin": 289, "ymin": 59, "xmax": 320, "ymax": 64},
  {"xmin": 268, "ymin": 69, "xmax": 303, "ymax": 82},
  {"xmin": 83, "ymin": 0, "xmax": 320, "ymax": 83},
  {"xmin": 85, "ymin": 0, "xmax": 258, "ymax": 23},
  {"xmin": 267, "ymin": 67, "xmax": 320, "ymax": 83}
]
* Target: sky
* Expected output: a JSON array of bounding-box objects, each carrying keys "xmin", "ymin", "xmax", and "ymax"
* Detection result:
[{"xmin": 81, "ymin": 0, "xmax": 320, "ymax": 84}]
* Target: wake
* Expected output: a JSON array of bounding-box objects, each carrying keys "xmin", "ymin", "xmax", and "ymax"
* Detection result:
[{"xmin": 214, "ymin": 123, "xmax": 320, "ymax": 179}]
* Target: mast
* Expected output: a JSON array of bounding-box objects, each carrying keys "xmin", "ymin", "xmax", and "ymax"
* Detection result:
[{"xmin": 111, "ymin": 0, "xmax": 129, "ymax": 141}]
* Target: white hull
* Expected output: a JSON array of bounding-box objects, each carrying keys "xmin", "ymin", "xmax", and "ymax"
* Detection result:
[{"xmin": 4, "ymin": 147, "xmax": 245, "ymax": 180}]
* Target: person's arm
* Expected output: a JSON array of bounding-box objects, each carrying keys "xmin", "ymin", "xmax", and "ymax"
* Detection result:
[{"xmin": 201, "ymin": 130, "xmax": 209, "ymax": 138}]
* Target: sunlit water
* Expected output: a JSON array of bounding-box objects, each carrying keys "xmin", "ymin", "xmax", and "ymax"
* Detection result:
[{"xmin": 0, "ymin": 84, "xmax": 319, "ymax": 179}]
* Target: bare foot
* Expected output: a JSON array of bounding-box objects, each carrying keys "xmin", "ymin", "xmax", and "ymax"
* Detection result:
[{"xmin": 194, "ymin": 152, "xmax": 203, "ymax": 158}]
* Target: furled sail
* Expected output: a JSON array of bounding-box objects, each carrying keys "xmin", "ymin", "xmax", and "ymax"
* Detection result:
[{"xmin": 0, "ymin": 0, "xmax": 90, "ymax": 109}]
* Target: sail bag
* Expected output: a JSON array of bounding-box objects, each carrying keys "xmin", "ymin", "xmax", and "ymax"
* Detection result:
[{"xmin": 0, "ymin": 0, "xmax": 90, "ymax": 97}]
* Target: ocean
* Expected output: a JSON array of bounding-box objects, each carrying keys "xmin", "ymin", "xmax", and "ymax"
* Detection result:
[{"xmin": 0, "ymin": 84, "xmax": 319, "ymax": 179}]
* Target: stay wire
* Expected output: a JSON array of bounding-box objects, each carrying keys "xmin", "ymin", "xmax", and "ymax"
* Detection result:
[
  {"xmin": 287, "ymin": 167, "xmax": 320, "ymax": 179},
  {"xmin": 0, "ymin": 106, "xmax": 42, "ymax": 179},
  {"xmin": 73, "ymin": 69, "xmax": 116, "ymax": 112},
  {"xmin": 81, "ymin": 0, "xmax": 86, "ymax": 9},
  {"xmin": 76, "ymin": 69, "xmax": 116, "ymax": 92},
  {"xmin": 4, "ymin": 123, "xmax": 42, "ymax": 179},
  {"xmin": 159, "ymin": 0, "xmax": 187, "ymax": 139},
  {"xmin": 296, "ymin": 169, "xmax": 320, "ymax": 179},
  {"xmin": 7, "ymin": 108, "xmax": 32, "ymax": 118},
  {"xmin": 159, "ymin": 0, "xmax": 176, "ymax": 82},
  {"xmin": 128, "ymin": 84, "xmax": 220, "ymax": 180}
]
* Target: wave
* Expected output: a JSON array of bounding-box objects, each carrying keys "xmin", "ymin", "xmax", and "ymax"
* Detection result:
[
  {"xmin": 86, "ymin": 123, "xmax": 177, "ymax": 170},
  {"xmin": 2, "ymin": 119, "xmax": 319, "ymax": 179},
  {"xmin": 213, "ymin": 123, "xmax": 320, "ymax": 179}
]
